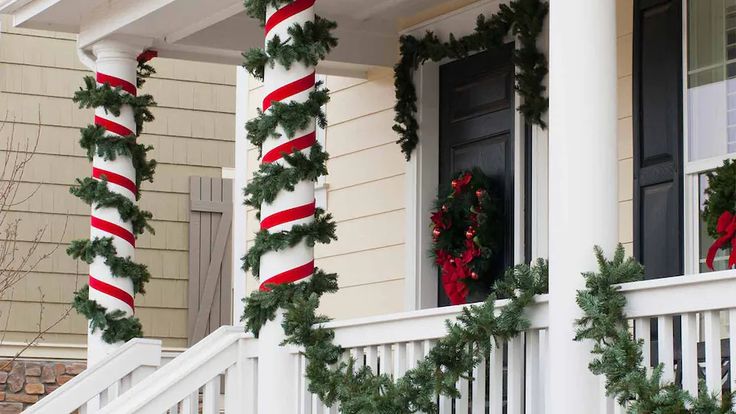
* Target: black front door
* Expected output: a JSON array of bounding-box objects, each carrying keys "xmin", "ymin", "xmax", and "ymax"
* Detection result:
[{"xmin": 439, "ymin": 45, "xmax": 515, "ymax": 306}]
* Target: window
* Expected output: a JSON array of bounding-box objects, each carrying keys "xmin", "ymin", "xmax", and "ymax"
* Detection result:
[{"xmin": 686, "ymin": 0, "xmax": 736, "ymax": 272}]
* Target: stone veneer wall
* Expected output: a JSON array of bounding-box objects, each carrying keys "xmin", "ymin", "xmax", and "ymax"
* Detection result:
[{"xmin": 0, "ymin": 359, "xmax": 84, "ymax": 413}]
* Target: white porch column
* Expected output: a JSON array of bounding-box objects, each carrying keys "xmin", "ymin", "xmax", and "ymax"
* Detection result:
[
  {"xmin": 548, "ymin": 0, "xmax": 618, "ymax": 412},
  {"xmin": 257, "ymin": 0, "xmax": 317, "ymax": 412},
  {"xmin": 86, "ymin": 40, "xmax": 142, "ymax": 366}
]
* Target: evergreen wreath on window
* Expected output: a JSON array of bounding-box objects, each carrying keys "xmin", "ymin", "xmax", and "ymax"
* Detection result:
[
  {"xmin": 431, "ymin": 169, "xmax": 501, "ymax": 305},
  {"xmin": 702, "ymin": 159, "xmax": 736, "ymax": 270},
  {"xmin": 394, "ymin": 0, "xmax": 548, "ymax": 160}
]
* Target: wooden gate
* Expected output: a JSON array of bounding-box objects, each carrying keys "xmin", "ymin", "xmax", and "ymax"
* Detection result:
[{"xmin": 188, "ymin": 176, "xmax": 233, "ymax": 345}]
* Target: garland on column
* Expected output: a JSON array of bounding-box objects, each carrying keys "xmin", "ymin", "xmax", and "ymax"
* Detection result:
[
  {"xmin": 575, "ymin": 245, "xmax": 735, "ymax": 412},
  {"xmin": 67, "ymin": 55, "xmax": 158, "ymax": 344},
  {"xmin": 394, "ymin": 0, "xmax": 548, "ymax": 159},
  {"xmin": 702, "ymin": 160, "xmax": 736, "ymax": 270}
]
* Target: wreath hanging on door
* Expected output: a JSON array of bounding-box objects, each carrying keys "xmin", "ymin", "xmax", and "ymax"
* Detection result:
[
  {"xmin": 431, "ymin": 169, "xmax": 500, "ymax": 305},
  {"xmin": 702, "ymin": 159, "xmax": 736, "ymax": 270}
]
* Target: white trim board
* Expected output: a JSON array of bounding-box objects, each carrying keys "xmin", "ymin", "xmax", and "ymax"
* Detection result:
[{"xmin": 403, "ymin": 0, "xmax": 549, "ymax": 310}]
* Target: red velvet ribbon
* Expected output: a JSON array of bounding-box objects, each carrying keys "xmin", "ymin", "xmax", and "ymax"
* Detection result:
[
  {"xmin": 706, "ymin": 211, "xmax": 736, "ymax": 270},
  {"xmin": 95, "ymin": 115, "xmax": 133, "ymax": 137},
  {"xmin": 265, "ymin": 0, "xmax": 316, "ymax": 36},
  {"xmin": 93, "ymin": 167, "xmax": 138, "ymax": 197},
  {"xmin": 96, "ymin": 73, "xmax": 137, "ymax": 96},
  {"xmin": 89, "ymin": 275, "xmax": 135, "ymax": 311}
]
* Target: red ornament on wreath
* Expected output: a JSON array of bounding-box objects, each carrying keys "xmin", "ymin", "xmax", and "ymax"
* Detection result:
[{"xmin": 431, "ymin": 169, "xmax": 498, "ymax": 305}]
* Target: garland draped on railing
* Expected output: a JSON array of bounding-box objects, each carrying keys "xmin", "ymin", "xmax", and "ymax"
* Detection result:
[
  {"xmin": 575, "ymin": 245, "xmax": 736, "ymax": 413},
  {"xmin": 394, "ymin": 0, "xmax": 548, "ymax": 159},
  {"xmin": 243, "ymin": 260, "xmax": 548, "ymax": 413},
  {"xmin": 68, "ymin": 56, "xmax": 158, "ymax": 344}
]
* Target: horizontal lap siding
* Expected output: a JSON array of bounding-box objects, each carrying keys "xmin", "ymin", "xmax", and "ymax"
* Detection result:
[
  {"xmin": 246, "ymin": 69, "xmax": 406, "ymax": 318},
  {"xmin": 618, "ymin": 0, "xmax": 634, "ymax": 255},
  {"xmin": 0, "ymin": 17, "xmax": 236, "ymax": 350}
]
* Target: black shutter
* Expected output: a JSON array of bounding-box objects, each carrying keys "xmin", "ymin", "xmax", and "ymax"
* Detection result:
[{"xmin": 633, "ymin": 0, "xmax": 684, "ymax": 279}]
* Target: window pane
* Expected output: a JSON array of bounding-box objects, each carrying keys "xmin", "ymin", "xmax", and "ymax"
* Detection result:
[
  {"xmin": 698, "ymin": 174, "xmax": 731, "ymax": 272},
  {"xmin": 688, "ymin": 0, "xmax": 736, "ymax": 161}
]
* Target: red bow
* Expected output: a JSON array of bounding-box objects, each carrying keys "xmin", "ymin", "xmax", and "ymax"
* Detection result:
[
  {"xmin": 137, "ymin": 50, "xmax": 158, "ymax": 63},
  {"xmin": 706, "ymin": 211, "xmax": 736, "ymax": 270},
  {"xmin": 453, "ymin": 173, "xmax": 472, "ymax": 196}
]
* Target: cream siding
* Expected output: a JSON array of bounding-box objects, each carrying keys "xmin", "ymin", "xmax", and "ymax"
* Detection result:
[
  {"xmin": 0, "ymin": 17, "xmax": 236, "ymax": 350},
  {"xmin": 617, "ymin": 0, "xmax": 635, "ymax": 255},
  {"xmin": 246, "ymin": 69, "xmax": 406, "ymax": 319}
]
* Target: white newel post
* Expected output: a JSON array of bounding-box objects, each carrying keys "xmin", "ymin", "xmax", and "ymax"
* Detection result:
[
  {"xmin": 548, "ymin": 0, "xmax": 618, "ymax": 412},
  {"xmin": 258, "ymin": 1, "xmax": 318, "ymax": 413},
  {"xmin": 87, "ymin": 40, "xmax": 141, "ymax": 366}
]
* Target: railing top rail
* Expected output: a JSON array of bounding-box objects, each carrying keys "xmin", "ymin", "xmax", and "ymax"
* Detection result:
[
  {"xmin": 620, "ymin": 269, "xmax": 736, "ymax": 318},
  {"xmin": 313, "ymin": 294, "xmax": 549, "ymax": 350},
  {"xmin": 22, "ymin": 338, "xmax": 162, "ymax": 414},
  {"xmin": 97, "ymin": 325, "xmax": 256, "ymax": 414}
]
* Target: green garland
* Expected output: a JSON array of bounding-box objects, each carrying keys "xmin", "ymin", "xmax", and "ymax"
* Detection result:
[
  {"xmin": 67, "ymin": 57, "xmax": 158, "ymax": 344},
  {"xmin": 241, "ymin": 0, "xmax": 338, "ymax": 280},
  {"xmin": 243, "ymin": 208, "xmax": 336, "ymax": 278},
  {"xmin": 243, "ymin": 260, "xmax": 548, "ymax": 413},
  {"xmin": 245, "ymin": 86, "xmax": 329, "ymax": 151},
  {"xmin": 575, "ymin": 245, "xmax": 735, "ymax": 413},
  {"xmin": 703, "ymin": 159, "xmax": 736, "ymax": 240},
  {"xmin": 394, "ymin": 0, "xmax": 548, "ymax": 159},
  {"xmin": 243, "ymin": 18, "xmax": 338, "ymax": 80}
]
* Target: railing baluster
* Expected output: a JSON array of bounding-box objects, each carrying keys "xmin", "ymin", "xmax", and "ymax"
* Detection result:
[
  {"xmin": 681, "ymin": 312, "xmax": 699, "ymax": 396},
  {"xmin": 489, "ymin": 340, "xmax": 503, "ymax": 414},
  {"xmin": 471, "ymin": 356, "xmax": 486, "ymax": 414},
  {"xmin": 367, "ymin": 345, "xmax": 379, "ymax": 373},
  {"xmin": 299, "ymin": 355, "xmax": 312, "ymax": 414},
  {"xmin": 85, "ymin": 394, "xmax": 100, "ymax": 414},
  {"xmin": 507, "ymin": 334, "xmax": 524, "ymax": 414},
  {"xmin": 525, "ymin": 329, "xmax": 540, "ymax": 413},
  {"xmin": 540, "ymin": 329, "xmax": 549, "ymax": 413},
  {"xmin": 244, "ymin": 357, "xmax": 258, "ymax": 413},
  {"xmin": 658, "ymin": 315, "xmax": 675, "ymax": 383},
  {"xmin": 394, "ymin": 342, "xmax": 407, "ymax": 379},
  {"xmin": 203, "ymin": 375, "xmax": 221, "ymax": 414},
  {"xmin": 180, "ymin": 391, "xmax": 198, "ymax": 414},
  {"xmin": 380, "ymin": 344, "xmax": 393, "ymax": 378},
  {"xmin": 730, "ymin": 309, "xmax": 736, "ymax": 406},
  {"xmin": 457, "ymin": 375, "xmax": 470, "ymax": 414},
  {"xmin": 704, "ymin": 310, "xmax": 723, "ymax": 397},
  {"xmin": 634, "ymin": 318, "xmax": 651, "ymax": 373},
  {"xmin": 351, "ymin": 347, "xmax": 365, "ymax": 372},
  {"xmin": 311, "ymin": 393, "xmax": 323, "ymax": 413}
]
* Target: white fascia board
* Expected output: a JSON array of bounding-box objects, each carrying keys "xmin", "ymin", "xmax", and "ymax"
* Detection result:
[{"xmin": 77, "ymin": 0, "xmax": 177, "ymax": 49}]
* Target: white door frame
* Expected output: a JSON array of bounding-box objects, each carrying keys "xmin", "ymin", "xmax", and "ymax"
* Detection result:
[{"xmin": 403, "ymin": 0, "xmax": 549, "ymax": 310}]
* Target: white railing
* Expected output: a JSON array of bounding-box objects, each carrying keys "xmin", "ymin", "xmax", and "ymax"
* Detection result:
[
  {"xmin": 606, "ymin": 269, "xmax": 736, "ymax": 413},
  {"xmin": 294, "ymin": 295, "xmax": 551, "ymax": 413},
  {"xmin": 96, "ymin": 326, "xmax": 258, "ymax": 414},
  {"xmin": 30, "ymin": 270, "xmax": 736, "ymax": 414},
  {"xmin": 23, "ymin": 338, "xmax": 162, "ymax": 414}
]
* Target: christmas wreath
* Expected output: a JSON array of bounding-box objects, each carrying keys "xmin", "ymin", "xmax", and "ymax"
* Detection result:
[
  {"xmin": 431, "ymin": 169, "xmax": 500, "ymax": 305},
  {"xmin": 703, "ymin": 159, "xmax": 736, "ymax": 270}
]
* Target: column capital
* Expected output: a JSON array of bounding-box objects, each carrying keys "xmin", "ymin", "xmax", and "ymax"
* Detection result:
[{"xmin": 90, "ymin": 36, "xmax": 153, "ymax": 61}]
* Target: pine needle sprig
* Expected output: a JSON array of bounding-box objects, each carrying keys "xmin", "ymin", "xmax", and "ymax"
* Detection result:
[
  {"xmin": 242, "ymin": 208, "xmax": 336, "ymax": 277},
  {"xmin": 575, "ymin": 245, "xmax": 735, "ymax": 413}
]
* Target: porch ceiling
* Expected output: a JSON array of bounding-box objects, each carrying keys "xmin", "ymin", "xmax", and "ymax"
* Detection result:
[{"xmin": 0, "ymin": 0, "xmax": 447, "ymax": 74}]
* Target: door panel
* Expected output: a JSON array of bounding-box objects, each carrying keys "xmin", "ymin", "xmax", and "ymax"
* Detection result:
[{"xmin": 439, "ymin": 45, "xmax": 515, "ymax": 306}]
